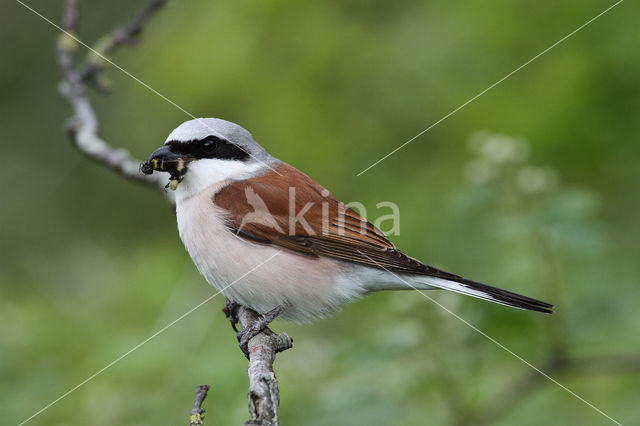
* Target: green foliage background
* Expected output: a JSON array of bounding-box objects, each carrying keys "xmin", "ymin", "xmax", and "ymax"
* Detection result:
[{"xmin": 1, "ymin": 1, "xmax": 639, "ymax": 424}]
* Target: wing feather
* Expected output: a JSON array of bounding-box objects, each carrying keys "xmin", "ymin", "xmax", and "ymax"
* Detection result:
[{"xmin": 213, "ymin": 163, "xmax": 553, "ymax": 313}]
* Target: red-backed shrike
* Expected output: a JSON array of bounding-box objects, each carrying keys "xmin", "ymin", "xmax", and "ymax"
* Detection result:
[{"xmin": 141, "ymin": 118, "xmax": 552, "ymax": 349}]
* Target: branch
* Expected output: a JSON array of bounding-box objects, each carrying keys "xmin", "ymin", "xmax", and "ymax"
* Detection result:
[
  {"xmin": 237, "ymin": 306, "xmax": 293, "ymax": 426},
  {"xmin": 77, "ymin": 0, "xmax": 170, "ymax": 84},
  {"xmin": 189, "ymin": 385, "xmax": 211, "ymax": 426},
  {"xmin": 56, "ymin": 0, "xmax": 173, "ymax": 202}
]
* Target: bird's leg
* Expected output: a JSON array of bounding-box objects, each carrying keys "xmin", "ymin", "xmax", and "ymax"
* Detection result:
[
  {"xmin": 237, "ymin": 302, "xmax": 290, "ymax": 359},
  {"xmin": 222, "ymin": 299, "xmax": 241, "ymax": 332}
]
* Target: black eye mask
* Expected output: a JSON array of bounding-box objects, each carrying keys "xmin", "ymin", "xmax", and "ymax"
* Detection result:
[
  {"xmin": 140, "ymin": 136, "xmax": 251, "ymax": 191},
  {"xmin": 167, "ymin": 137, "xmax": 250, "ymax": 161}
]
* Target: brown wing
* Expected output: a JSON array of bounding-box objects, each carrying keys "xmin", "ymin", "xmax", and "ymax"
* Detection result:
[
  {"xmin": 214, "ymin": 163, "xmax": 554, "ymax": 313},
  {"xmin": 213, "ymin": 162, "xmax": 451, "ymax": 276}
]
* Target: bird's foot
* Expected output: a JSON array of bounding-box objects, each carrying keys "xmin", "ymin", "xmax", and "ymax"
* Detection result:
[
  {"xmin": 222, "ymin": 299, "xmax": 240, "ymax": 332},
  {"xmin": 237, "ymin": 303, "xmax": 289, "ymax": 359}
]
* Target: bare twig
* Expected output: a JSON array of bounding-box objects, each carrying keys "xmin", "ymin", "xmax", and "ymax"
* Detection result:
[
  {"xmin": 61, "ymin": 0, "xmax": 79, "ymax": 34},
  {"xmin": 237, "ymin": 306, "xmax": 293, "ymax": 426},
  {"xmin": 77, "ymin": 0, "xmax": 170, "ymax": 84},
  {"xmin": 189, "ymin": 385, "xmax": 211, "ymax": 426},
  {"xmin": 56, "ymin": 0, "xmax": 173, "ymax": 201}
]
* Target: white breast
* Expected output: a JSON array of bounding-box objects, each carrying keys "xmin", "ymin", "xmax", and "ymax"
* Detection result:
[
  {"xmin": 175, "ymin": 184, "xmax": 373, "ymax": 322},
  {"xmin": 174, "ymin": 159, "xmax": 264, "ymax": 203}
]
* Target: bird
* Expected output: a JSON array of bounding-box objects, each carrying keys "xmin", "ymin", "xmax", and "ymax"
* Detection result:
[{"xmin": 141, "ymin": 118, "xmax": 553, "ymax": 353}]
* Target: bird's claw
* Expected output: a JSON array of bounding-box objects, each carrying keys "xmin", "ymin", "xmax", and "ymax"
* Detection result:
[
  {"xmin": 222, "ymin": 299, "xmax": 240, "ymax": 332},
  {"xmin": 235, "ymin": 303, "xmax": 289, "ymax": 359},
  {"xmin": 236, "ymin": 316, "xmax": 277, "ymax": 359}
]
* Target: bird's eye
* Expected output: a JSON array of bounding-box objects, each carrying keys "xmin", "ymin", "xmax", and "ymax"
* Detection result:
[{"xmin": 201, "ymin": 140, "xmax": 216, "ymax": 153}]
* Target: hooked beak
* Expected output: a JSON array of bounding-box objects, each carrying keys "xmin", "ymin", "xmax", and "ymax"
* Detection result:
[{"xmin": 140, "ymin": 145, "xmax": 193, "ymax": 179}]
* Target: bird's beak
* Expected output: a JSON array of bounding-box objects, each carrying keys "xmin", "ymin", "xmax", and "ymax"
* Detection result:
[{"xmin": 140, "ymin": 145, "xmax": 193, "ymax": 178}]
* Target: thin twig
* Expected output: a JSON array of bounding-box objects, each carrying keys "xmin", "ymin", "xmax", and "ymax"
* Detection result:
[
  {"xmin": 189, "ymin": 385, "xmax": 211, "ymax": 425},
  {"xmin": 77, "ymin": 0, "xmax": 170, "ymax": 83}
]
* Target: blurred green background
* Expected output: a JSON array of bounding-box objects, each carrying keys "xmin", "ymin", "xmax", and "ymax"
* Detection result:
[{"xmin": 2, "ymin": 0, "xmax": 639, "ymax": 424}]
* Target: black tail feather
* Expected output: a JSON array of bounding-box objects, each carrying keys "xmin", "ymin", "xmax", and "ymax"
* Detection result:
[{"xmin": 455, "ymin": 277, "xmax": 554, "ymax": 313}]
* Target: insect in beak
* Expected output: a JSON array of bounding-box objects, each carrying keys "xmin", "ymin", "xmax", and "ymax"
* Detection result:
[{"xmin": 140, "ymin": 145, "xmax": 193, "ymax": 190}]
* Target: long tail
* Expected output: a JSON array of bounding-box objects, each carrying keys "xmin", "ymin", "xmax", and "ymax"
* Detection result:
[{"xmin": 416, "ymin": 275, "xmax": 554, "ymax": 314}]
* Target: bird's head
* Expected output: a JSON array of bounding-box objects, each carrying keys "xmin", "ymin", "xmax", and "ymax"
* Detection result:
[{"xmin": 141, "ymin": 118, "xmax": 273, "ymax": 196}]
